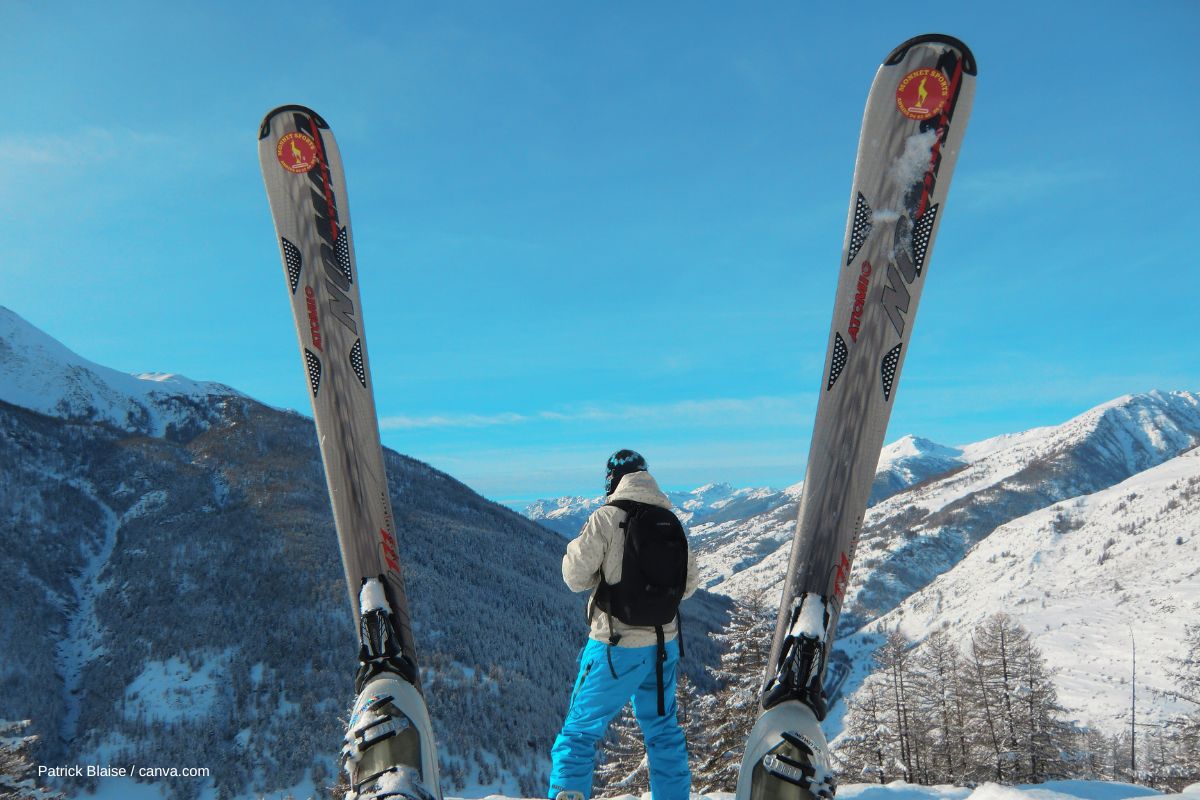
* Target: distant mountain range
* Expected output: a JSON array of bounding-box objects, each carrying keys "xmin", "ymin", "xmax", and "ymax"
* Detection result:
[
  {"xmin": 523, "ymin": 434, "xmax": 962, "ymax": 539},
  {"xmin": 0, "ymin": 305, "xmax": 242, "ymax": 438},
  {"xmin": 524, "ymin": 481, "xmax": 793, "ymax": 538}
]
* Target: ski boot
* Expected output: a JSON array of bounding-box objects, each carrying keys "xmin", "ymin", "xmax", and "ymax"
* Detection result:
[
  {"xmin": 736, "ymin": 594, "xmax": 836, "ymax": 800},
  {"xmin": 341, "ymin": 579, "xmax": 441, "ymax": 800}
]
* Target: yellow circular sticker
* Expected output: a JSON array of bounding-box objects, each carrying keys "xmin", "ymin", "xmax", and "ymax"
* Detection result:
[
  {"xmin": 896, "ymin": 68, "xmax": 950, "ymax": 121},
  {"xmin": 276, "ymin": 132, "xmax": 319, "ymax": 174}
]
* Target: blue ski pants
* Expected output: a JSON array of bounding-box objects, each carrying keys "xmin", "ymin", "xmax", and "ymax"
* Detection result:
[{"xmin": 548, "ymin": 638, "xmax": 690, "ymax": 800}]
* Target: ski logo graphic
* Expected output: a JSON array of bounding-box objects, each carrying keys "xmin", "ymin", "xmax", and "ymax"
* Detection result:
[
  {"xmin": 847, "ymin": 261, "xmax": 873, "ymax": 342},
  {"xmin": 378, "ymin": 527, "xmax": 400, "ymax": 574},
  {"xmin": 349, "ymin": 339, "xmax": 367, "ymax": 387},
  {"xmin": 881, "ymin": 215, "xmax": 923, "ymax": 338},
  {"xmin": 896, "ymin": 68, "xmax": 950, "ymax": 120},
  {"xmin": 846, "ymin": 193, "xmax": 873, "ymax": 265},
  {"xmin": 334, "ymin": 225, "xmax": 355, "ymax": 286},
  {"xmin": 304, "ymin": 286, "xmax": 323, "ymax": 351},
  {"xmin": 294, "ymin": 117, "xmax": 360, "ymax": 339},
  {"xmin": 276, "ymin": 132, "xmax": 318, "ymax": 173},
  {"xmin": 281, "ymin": 238, "xmax": 303, "ymax": 294},
  {"xmin": 911, "ymin": 204, "xmax": 938, "ymax": 273},
  {"xmin": 319, "ymin": 231, "xmax": 358, "ymax": 337},
  {"xmin": 303, "ymin": 349, "xmax": 322, "ymax": 397},
  {"xmin": 832, "ymin": 551, "xmax": 852, "ymax": 600}
]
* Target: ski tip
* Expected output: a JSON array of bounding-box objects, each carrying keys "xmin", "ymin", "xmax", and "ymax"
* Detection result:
[
  {"xmin": 884, "ymin": 34, "xmax": 977, "ymax": 77},
  {"xmin": 258, "ymin": 104, "xmax": 331, "ymax": 139}
]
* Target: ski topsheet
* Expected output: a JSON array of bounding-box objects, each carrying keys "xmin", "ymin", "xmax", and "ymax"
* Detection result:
[
  {"xmin": 738, "ymin": 35, "xmax": 976, "ymax": 800},
  {"xmin": 258, "ymin": 106, "xmax": 441, "ymax": 800}
]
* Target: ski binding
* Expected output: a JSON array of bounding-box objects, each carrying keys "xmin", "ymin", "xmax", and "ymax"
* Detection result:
[
  {"xmin": 736, "ymin": 699, "xmax": 835, "ymax": 800},
  {"xmin": 341, "ymin": 580, "xmax": 441, "ymax": 800}
]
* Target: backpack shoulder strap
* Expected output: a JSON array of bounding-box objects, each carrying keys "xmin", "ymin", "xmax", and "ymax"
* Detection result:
[{"xmin": 604, "ymin": 498, "xmax": 640, "ymax": 517}]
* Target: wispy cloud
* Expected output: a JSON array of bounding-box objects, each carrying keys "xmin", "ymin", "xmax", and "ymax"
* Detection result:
[
  {"xmin": 0, "ymin": 128, "xmax": 173, "ymax": 171},
  {"xmin": 956, "ymin": 165, "xmax": 1100, "ymax": 212},
  {"xmin": 380, "ymin": 394, "xmax": 815, "ymax": 430},
  {"xmin": 414, "ymin": 435, "xmax": 814, "ymax": 504},
  {"xmin": 381, "ymin": 411, "xmax": 532, "ymax": 429}
]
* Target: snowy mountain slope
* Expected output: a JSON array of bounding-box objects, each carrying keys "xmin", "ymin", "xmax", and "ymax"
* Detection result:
[
  {"xmin": 842, "ymin": 445, "xmax": 1200, "ymax": 735},
  {"xmin": 0, "ymin": 392, "xmax": 586, "ymax": 798},
  {"xmin": 689, "ymin": 435, "xmax": 968, "ymax": 595},
  {"xmin": 0, "ymin": 306, "xmax": 240, "ymax": 438},
  {"xmin": 843, "ymin": 391, "xmax": 1200, "ymax": 626},
  {"xmin": 871, "ymin": 435, "xmax": 967, "ymax": 503},
  {"xmin": 712, "ymin": 392, "xmax": 1200, "ymax": 634}
]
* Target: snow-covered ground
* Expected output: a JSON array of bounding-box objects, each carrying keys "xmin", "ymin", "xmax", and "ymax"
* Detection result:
[
  {"xmin": 850, "ymin": 445, "xmax": 1200, "ymax": 730},
  {"xmin": 66, "ymin": 778, "xmax": 1200, "ymax": 800},
  {"xmin": 523, "ymin": 781, "xmax": 1193, "ymax": 800},
  {"xmin": 649, "ymin": 392, "xmax": 1200, "ymax": 740}
]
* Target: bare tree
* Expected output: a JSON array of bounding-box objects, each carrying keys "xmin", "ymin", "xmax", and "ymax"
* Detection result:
[
  {"xmin": 966, "ymin": 614, "xmax": 1070, "ymax": 783},
  {"xmin": 594, "ymin": 706, "xmax": 648, "ymax": 798},
  {"xmin": 0, "ymin": 720, "xmax": 65, "ymax": 800},
  {"xmin": 873, "ymin": 630, "xmax": 921, "ymax": 782},
  {"xmin": 910, "ymin": 629, "xmax": 970, "ymax": 783}
]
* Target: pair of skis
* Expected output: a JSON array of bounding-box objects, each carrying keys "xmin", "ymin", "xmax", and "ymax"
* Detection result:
[{"xmin": 257, "ymin": 31, "xmax": 974, "ymax": 800}]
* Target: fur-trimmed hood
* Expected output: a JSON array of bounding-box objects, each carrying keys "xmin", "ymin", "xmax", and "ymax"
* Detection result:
[{"xmin": 606, "ymin": 470, "xmax": 671, "ymax": 508}]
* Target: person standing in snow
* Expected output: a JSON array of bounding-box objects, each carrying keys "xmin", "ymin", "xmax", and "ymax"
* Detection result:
[{"xmin": 548, "ymin": 449, "xmax": 699, "ymax": 800}]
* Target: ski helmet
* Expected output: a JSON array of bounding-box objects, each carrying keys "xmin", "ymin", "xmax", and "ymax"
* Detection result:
[{"xmin": 605, "ymin": 449, "xmax": 647, "ymax": 496}]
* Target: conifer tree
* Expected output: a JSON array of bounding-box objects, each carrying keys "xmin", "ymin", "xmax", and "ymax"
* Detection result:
[
  {"xmin": 834, "ymin": 677, "xmax": 894, "ymax": 783},
  {"xmin": 969, "ymin": 616, "xmax": 1020, "ymax": 781},
  {"xmin": 1016, "ymin": 627, "xmax": 1072, "ymax": 782},
  {"xmin": 1166, "ymin": 623, "xmax": 1200, "ymax": 786},
  {"xmin": 1077, "ymin": 727, "xmax": 1117, "ymax": 781},
  {"xmin": 690, "ymin": 588, "xmax": 774, "ymax": 792}
]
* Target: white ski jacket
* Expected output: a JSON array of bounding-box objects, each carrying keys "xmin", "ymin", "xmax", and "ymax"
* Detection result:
[{"xmin": 562, "ymin": 470, "xmax": 700, "ymax": 648}]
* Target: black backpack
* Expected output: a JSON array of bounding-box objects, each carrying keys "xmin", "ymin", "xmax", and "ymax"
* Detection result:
[
  {"xmin": 594, "ymin": 499, "xmax": 688, "ymax": 627},
  {"xmin": 591, "ymin": 499, "xmax": 689, "ymax": 716}
]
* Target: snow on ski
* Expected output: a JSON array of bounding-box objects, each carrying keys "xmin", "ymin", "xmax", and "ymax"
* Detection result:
[
  {"xmin": 737, "ymin": 34, "xmax": 976, "ymax": 800},
  {"xmin": 258, "ymin": 105, "xmax": 442, "ymax": 800}
]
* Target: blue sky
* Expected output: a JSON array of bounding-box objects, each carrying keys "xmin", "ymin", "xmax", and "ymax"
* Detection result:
[{"xmin": 2, "ymin": 2, "xmax": 1197, "ymax": 504}]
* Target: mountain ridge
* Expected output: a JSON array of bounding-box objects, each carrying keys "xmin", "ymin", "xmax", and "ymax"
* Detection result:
[{"xmin": 0, "ymin": 305, "xmax": 241, "ymax": 439}]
